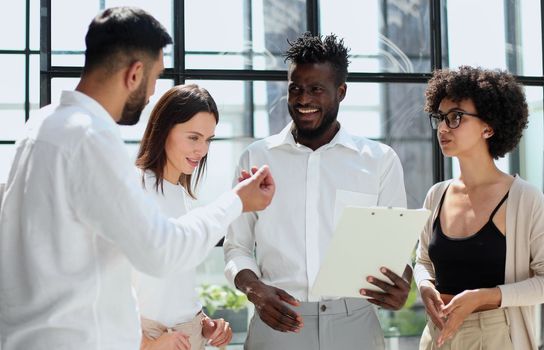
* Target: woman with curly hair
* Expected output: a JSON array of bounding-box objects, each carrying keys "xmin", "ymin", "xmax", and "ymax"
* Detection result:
[{"xmin": 415, "ymin": 66, "xmax": 544, "ymax": 349}]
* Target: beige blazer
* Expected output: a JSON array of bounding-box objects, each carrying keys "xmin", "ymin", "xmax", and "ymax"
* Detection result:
[{"xmin": 415, "ymin": 176, "xmax": 544, "ymax": 350}]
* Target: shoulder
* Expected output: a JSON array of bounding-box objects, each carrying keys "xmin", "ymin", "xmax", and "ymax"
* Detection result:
[
  {"xmin": 510, "ymin": 176, "xmax": 544, "ymax": 206},
  {"xmin": 348, "ymin": 133, "xmax": 398, "ymax": 159},
  {"xmin": 423, "ymin": 180, "xmax": 451, "ymax": 208}
]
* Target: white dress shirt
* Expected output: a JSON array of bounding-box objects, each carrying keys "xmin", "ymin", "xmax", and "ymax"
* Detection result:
[
  {"xmin": 133, "ymin": 171, "xmax": 212, "ymax": 326},
  {"xmin": 0, "ymin": 91, "xmax": 241, "ymax": 350},
  {"xmin": 224, "ymin": 122, "xmax": 406, "ymax": 302}
]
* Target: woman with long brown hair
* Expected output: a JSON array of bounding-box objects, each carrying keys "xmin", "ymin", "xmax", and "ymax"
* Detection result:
[{"xmin": 133, "ymin": 84, "xmax": 233, "ymax": 350}]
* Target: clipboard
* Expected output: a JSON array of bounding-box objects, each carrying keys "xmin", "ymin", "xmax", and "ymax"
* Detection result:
[{"xmin": 311, "ymin": 206, "xmax": 430, "ymax": 298}]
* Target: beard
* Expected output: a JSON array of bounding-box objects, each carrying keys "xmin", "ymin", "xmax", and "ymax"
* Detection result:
[
  {"xmin": 117, "ymin": 76, "xmax": 148, "ymax": 126},
  {"xmin": 289, "ymin": 102, "xmax": 339, "ymax": 141}
]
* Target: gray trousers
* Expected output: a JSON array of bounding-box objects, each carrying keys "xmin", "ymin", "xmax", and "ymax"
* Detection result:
[{"xmin": 244, "ymin": 298, "xmax": 385, "ymax": 350}]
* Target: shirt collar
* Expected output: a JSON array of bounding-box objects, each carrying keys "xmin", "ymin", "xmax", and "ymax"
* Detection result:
[
  {"xmin": 59, "ymin": 90, "xmax": 118, "ymax": 129},
  {"xmin": 266, "ymin": 121, "xmax": 359, "ymax": 153}
]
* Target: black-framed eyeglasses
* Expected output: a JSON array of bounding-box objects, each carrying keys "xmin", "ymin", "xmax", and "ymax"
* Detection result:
[{"xmin": 428, "ymin": 110, "xmax": 479, "ymax": 130}]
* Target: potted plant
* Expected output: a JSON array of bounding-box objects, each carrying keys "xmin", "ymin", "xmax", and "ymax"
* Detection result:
[{"xmin": 198, "ymin": 284, "xmax": 249, "ymax": 333}]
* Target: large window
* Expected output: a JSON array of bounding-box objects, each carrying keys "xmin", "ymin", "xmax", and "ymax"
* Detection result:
[{"xmin": 2, "ymin": 0, "xmax": 543, "ymax": 347}]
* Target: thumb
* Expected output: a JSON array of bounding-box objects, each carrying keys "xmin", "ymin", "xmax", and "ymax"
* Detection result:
[{"xmin": 250, "ymin": 165, "xmax": 270, "ymax": 181}]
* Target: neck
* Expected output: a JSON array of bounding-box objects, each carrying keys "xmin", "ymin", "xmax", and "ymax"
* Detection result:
[
  {"xmin": 457, "ymin": 154, "xmax": 505, "ymax": 189},
  {"xmin": 163, "ymin": 164, "xmax": 181, "ymax": 185},
  {"xmin": 75, "ymin": 72, "xmax": 127, "ymax": 122},
  {"xmin": 292, "ymin": 121, "xmax": 340, "ymax": 151}
]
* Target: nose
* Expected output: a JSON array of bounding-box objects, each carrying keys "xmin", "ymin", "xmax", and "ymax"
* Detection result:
[
  {"xmin": 437, "ymin": 119, "xmax": 450, "ymax": 133},
  {"xmin": 296, "ymin": 89, "xmax": 313, "ymax": 105},
  {"xmin": 195, "ymin": 141, "xmax": 210, "ymax": 157}
]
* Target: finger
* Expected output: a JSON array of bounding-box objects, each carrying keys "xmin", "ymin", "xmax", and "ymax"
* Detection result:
[
  {"xmin": 378, "ymin": 267, "xmax": 410, "ymax": 289},
  {"xmin": 277, "ymin": 289, "xmax": 300, "ymax": 307},
  {"xmin": 175, "ymin": 333, "xmax": 191, "ymax": 350},
  {"xmin": 259, "ymin": 305, "xmax": 301, "ymax": 332},
  {"xmin": 250, "ymin": 166, "xmax": 259, "ymax": 175},
  {"xmin": 210, "ymin": 323, "xmax": 230, "ymax": 346},
  {"xmin": 239, "ymin": 169, "xmax": 251, "ymax": 179},
  {"xmin": 209, "ymin": 318, "xmax": 224, "ymax": 340},
  {"xmin": 251, "ymin": 165, "xmax": 269, "ymax": 181},
  {"xmin": 402, "ymin": 264, "xmax": 414, "ymax": 281},
  {"xmin": 365, "ymin": 276, "xmax": 396, "ymax": 294},
  {"xmin": 365, "ymin": 296, "xmax": 391, "ymax": 309},
  {"xmin": 211, "ymin": 327, "xmax": 232, "ymax": 347}
]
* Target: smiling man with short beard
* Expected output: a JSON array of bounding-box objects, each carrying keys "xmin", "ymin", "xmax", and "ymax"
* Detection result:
[{"xmin": 224, "ymin": 32, "xmax": 411, "ymax": 350}]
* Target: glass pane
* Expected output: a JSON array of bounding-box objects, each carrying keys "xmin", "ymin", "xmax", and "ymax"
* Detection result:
[
  {"xmin": 0, "ymin": 1, "xmax": 25, "ymax": 49},
  {"xmin": 319, "ymin": 0, "xmax": 431, "ymax": 73},
  {"xmin": 51, "ymin": 1, "xmax": 174, "ymax": 68},
  {"xmin": 520, "ymin": 86, "xmax": 543, "ymax": 190},
  {"xmin": 51, "ymin": 0, "xmax": 99, "ymax": 66},
  {"xmin": 520, "ymin": 1, "xmax": 543, "ymax": 76},
  {"xmin": 185, "ymin": 0, "xmax": 306, "ymax": 70},
  {"xmin": 30, "ymin": 55, "xmax": 40, "ymax": 111},
  {"xmin": 0, "ymin": 144, "xmax": 17, "ymax": 183},
  {"xmin": 30, "ymin": 0, "xmax": 40, "ymax": 50},
  {"xmin": 0, "ymin": 55, "xmax": 25, "ymax": 141},
  {"xmin": 445, "ymin": 0, "xmax": 542, "ymax": 75}
]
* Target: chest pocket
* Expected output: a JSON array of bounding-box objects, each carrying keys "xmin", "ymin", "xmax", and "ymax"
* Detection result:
[{"xmin": 334, "ymin": 190, "xmax": 378, "ymax": 228}]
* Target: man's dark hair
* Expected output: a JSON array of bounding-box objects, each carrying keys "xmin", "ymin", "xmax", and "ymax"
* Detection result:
[
  {"xmin": 425, "ymin": 65, "xmax": 528, "ymax": 159},
  {"xmin": 83, "ymin": 7, "xmax": 172, "ymax": 74},
  {"xmin": 284, "ymin": 32, "xmax": 350, "ymax": 85}
]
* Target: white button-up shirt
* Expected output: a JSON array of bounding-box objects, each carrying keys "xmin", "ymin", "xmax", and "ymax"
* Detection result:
[
  {"xmin": 0, "ymin": 91, "xmax": 241, "ymax": 350},
  {"xmin": 224, "ymin": 123, "xmax": 406, "ymax": 302}
]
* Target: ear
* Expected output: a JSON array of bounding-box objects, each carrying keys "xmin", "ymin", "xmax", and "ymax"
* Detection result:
[
  {"xmin": 124, "ymin": 60, "xmax": 145, "ymax": 92},
  {"xmin": 482, "ymin": 126, "xmax": 494, "ymax": 139},
  {"xmin": 337, "ymin": 83, "xmax": 347, "ymax": 102}
]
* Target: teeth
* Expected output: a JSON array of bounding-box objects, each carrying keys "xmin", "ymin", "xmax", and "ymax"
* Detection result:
[{"xmin": 298, "ymin": 108, "xmax": 318, "ymax": 114}]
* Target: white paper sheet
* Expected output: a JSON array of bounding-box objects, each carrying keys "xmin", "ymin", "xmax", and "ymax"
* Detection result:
[{"xmin": 311, "ymin": 206, "xmax": 430, "ymax": 298}]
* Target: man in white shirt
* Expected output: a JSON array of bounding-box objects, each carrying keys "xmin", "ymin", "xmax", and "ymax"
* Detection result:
[
  {"xmin": 0, "ymin": 7, "xmax": 274, "ymax": 350},
  {"xmin": 224, "ymin": 32, "xmax": 411, "ymax": 349}
]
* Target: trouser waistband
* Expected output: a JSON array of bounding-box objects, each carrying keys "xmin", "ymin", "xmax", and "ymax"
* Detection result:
[{"xmin": 294, "ymin": 298, "xmax": 372, "ymax": 316}]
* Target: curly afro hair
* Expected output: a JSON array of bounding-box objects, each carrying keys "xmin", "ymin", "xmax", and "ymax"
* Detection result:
[
  {"xmin": 284, "ymin": 32, "xmax": 350, "ymax": 85},
  {"xmin": 424, "ymin": 66, "xmax": 528, "ymax": 159}
]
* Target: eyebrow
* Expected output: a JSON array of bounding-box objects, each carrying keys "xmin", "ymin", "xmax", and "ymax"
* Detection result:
[
  {"xmin": 438, "ymin": 107, "xmax": 465, "ymax": 113},
  {"xmin": 187, "ymin": 131, "xmax": 215, "ymax": 139}
]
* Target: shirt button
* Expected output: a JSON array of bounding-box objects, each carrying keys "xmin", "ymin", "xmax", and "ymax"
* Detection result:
[{"xmin": 320, "ymin": 305, "xmax": 327, "ymax": 312}]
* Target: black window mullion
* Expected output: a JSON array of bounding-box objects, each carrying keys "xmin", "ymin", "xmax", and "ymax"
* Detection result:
[{"xmin": 40, "ymin": 0, "xmax": 52, "ymax": 108}]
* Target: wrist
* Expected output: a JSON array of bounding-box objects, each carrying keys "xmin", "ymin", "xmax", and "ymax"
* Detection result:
[
  {"xmin": 419, "ymin": 279, "xmax": 435, "ymax": 291},
  {"xmin": 234, "ymin": 269, "xmax": 261, "ymax": 295},
  {"xmin": 476, "ymin": 287, "xmax": 502, "ymax": 307}
]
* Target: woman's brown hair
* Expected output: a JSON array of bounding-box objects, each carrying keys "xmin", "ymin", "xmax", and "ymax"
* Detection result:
[{"xmin": 136, "ymin": 84, "xmax": 219, "ymax": 198}]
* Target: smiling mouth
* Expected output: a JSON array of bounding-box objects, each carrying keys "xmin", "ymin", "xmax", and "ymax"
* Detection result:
[
  {"xmin": 186, "ymin": 158, "xmax": 200, "ymax": 167},
  {"xmin": 297, "ymin": 107, "xmax": 319, "ymax": 114}
]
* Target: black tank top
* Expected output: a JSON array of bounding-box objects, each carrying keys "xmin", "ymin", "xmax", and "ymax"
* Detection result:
[{"xmin": 428, "ymin": 187, "xmax": 508, "ymax": 295}]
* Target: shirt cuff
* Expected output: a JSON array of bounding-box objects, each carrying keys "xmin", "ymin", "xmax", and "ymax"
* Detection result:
[{"xmin": 224, "ymin": 256, "xmax": 261, "ymax": 287}]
